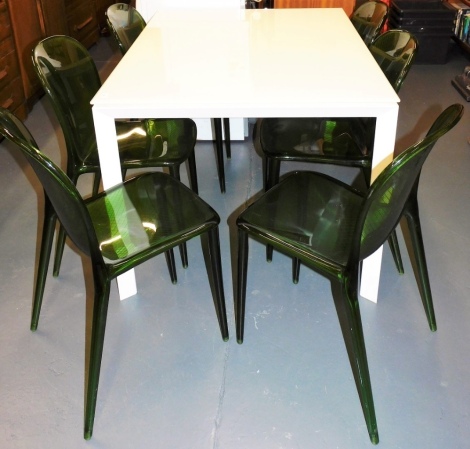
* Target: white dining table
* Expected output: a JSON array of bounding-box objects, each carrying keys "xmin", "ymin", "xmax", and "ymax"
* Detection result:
[{"xmin": 91, "ymin": 7, "xmax": 399, "ymax": 302}]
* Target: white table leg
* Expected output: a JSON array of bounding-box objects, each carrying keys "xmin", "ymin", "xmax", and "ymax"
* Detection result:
[
  {"xmin": 92, "ymin": 107, "xmax": 137, "ymax": 300},
  {"xmin": 360, "ymin": 105, "xmax": 399, "ymax": 303}
]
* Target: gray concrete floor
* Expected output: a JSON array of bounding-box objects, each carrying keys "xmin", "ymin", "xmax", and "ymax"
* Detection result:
[{"xmin": 1, "ymin": 35, "xmax": 470, "ymax": 449}]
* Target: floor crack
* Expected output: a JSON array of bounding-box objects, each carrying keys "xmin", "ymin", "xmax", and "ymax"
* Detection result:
[{"xmin": 211, "ymin": 343, "xmax": 230, "ymax": 449}]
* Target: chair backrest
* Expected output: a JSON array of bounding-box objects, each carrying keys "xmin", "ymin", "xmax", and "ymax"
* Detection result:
[
  {"xmin": 32, "ymin": 36, "xmax": 101, "ymax": 167},
  {"xmin": 0, "ymin": 107, "xmax": 99, "ymax": 260},
  {"xmin": 106, "ymin": 3, "xmax": 146, "ymax": 55},
  {"xmin": 369, "ymin": 29, "xmax": 418, "ymax": 93},
  {"xmin": 351, "ymin": 1, "xmax": 388, "ymax": 46},
  {"xmin": 356, "ymin": 104, "xmax": 463, "ymax": 262}
]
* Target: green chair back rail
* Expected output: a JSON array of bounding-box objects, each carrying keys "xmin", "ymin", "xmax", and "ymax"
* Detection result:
[
  {"xmin": 0, "ymin": 107, "xmax": 229, "ymax": 440},
  {"xmin": 106, "ymin": 2, "xmax": 232, "ymax": 193},
  {"xmin": 32, "ymin": 34, "xmax": 198, "ymax": 278},
  {"xmin": 235, "ymin": 104, "xmax": 463, "ymax": 444}
]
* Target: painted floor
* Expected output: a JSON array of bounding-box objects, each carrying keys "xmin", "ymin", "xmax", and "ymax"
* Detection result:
[{"xmin": 0, "ymin": 35, "xmax": 469, "ymax": 449}]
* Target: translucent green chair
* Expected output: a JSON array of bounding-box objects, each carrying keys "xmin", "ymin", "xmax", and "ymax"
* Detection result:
[
  {"xmin": 32, "ymin": 35, "xmax": 197, "ymax": 277},
  {"xmin": 261, "ymin": 30, "xmax": 418, "ymax": 279},
  {"xmin": 106, "ymin": 2, "xmax": 231, "ymax": 193},
  {"xmin": 351, "ymin": 0, "xmax": 389, "ymax": 47},
  {"xmin": 235, "ymin": 104, "xmax": 463, "ymax": 444},
  {"xmin": 0, "ymin": 106, "xmax": 229, "ymax": 440}
]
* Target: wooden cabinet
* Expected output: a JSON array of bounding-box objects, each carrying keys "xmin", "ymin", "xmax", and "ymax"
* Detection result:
[
  {"xmin": 3, "ymin": 0, "xmax": 99, "ymax": 116},
  {"xmin": 275, "ymin": 0, "xmax": 355, "ymax": 15},
  {"xmin": 0, "ymin": 0, "xmax": 26, "ymax": 119},
  {"xmin": 6, "ymin": 0, "xmax": 44, "ymax": 109},
  {"xmin": 95, "ymin": 0, "xmax": 118, "ymax": 32}
]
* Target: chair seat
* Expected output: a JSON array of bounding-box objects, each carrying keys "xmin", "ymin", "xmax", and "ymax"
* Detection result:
[
  {"xmin": 238, "ymin": 171, "xmax": 364, "ymax": 269},
  {"xmin": 88, "ymin": 172, "xmax": 219, "ymax": 265}
]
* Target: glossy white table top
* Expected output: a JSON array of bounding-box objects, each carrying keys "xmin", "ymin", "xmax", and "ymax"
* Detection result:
[{"xmin": 92, "ymin": 8, "xmax": 399, "ymax": 119}]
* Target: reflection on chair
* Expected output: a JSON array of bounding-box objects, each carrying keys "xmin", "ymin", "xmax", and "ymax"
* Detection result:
[
  {"xmin": 235, "ymin": 104, "xmax": 463, "ymax": 445},
  {"xmin": 33, "ymin": 35, "xmax": 198, "ymax": 277},
  {"xmin": 351, "ymin": 0, "xmax": 389, "ymax": 46},
  {"xmin": 260, "ymin": 30, "xmax": 418, "ymax": 280},
  {"xmin": 0, "ymin": 106, "xmax": 229, "ymax": 441}
]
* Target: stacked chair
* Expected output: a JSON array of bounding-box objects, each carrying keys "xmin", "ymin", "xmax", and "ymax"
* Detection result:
[
  {"xmin": 106, "ymin": 2, "xmax": 231, "ymax": 193},
  {"xmin": 0, "ymin": 106, "xmax": 229, "ymax": 440}
]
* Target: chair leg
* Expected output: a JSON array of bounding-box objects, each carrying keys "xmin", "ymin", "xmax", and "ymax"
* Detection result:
[
  {"xmin": 92, "ymin": 172, "xmax": 101, "ymax": 196},
  {"xmin": 235, "ymin": 229, "xmax": 249, "ymax": 344},
  {"xmin": 388, "ymin": 230, "xmax": 404, "ymax": 274},
  {"xmin": 187, "ymin": 150, "xmax": 199, "ymax": 194},
  {"xmin": 31, "ymin": 198, "xmax": 56, "ymax": 331},
  {"xmin": 223, "ymin": 118, "xmax": 231, "ymax": 159},
  {"xmin": 52, "ymin": 226, "xmax": 67, "ymax": 277},
  {"xmin": 164, "ymin": 249, "xmax": 177, "ymax": 284},
  {"xmin": 265, "ymin": 158, "xmax": 281, "ymax": 262},
  {"xmin": 332, "ymin": 276, "xmax": 379, "ymax": 444},
  {"xmin": 53, "ymin": 171, "xmax": 84, "ymax": 277},
  {"xmin": 84, "ymin": 279, "xmax": 111, "ymax": 440},
  {"xmin": 292, "ymin": 257, "xmax": 300, "ymax": 284},
  {"xmin": 213, "ymin": 118, "xmax": 226, "ymax": 193},
  {"xmin": 404, "ymin": 204, "xmax": 436, "ymax": 331},
  {"xmin": 207, "ymin": 227, "xmax": 229, "ymax": 341},
  {"xmin": 168, "ymin": 166, "xmax": 189, "ymax": 269}
]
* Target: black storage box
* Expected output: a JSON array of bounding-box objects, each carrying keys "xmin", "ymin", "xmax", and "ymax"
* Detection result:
[{"xmin": 389, "ymin": 0, "xmax": 456, "ymax": 63}]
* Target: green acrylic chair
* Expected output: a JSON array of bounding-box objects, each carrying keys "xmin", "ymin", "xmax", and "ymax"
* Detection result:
[
  {"xmin": 32, "ymin": 35, "xmax": 198, "ymax": 279},
  {"xmin": 235, "ymin": 104, "xmax": 463, "ymax": 444},
  {"xmin": 106, "ymin": 2, "xmax": 231, "ymax": 193},
  {"xmin": 260, "ymin": 30, "xmax": 418, "ymax": 279},
  {"xmin": 0, "ymin": 106, "xmax": 229, "ymax": 440},
  {"xmin": 351, "ymin": 0, "xmax": 389, "ymax": 46}
]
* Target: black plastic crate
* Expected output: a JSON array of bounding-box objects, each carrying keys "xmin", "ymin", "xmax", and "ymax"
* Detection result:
[
  {"xmin": 389, "ymin": 1, "xmax": 455, "ymax": 63},
  {"xmin": 390, "ymin": 0, "xmax": 456, "ymax": 18},
  {"xmin": 389, "ymin": 10, "xmax": 455, "ymax": 27}
]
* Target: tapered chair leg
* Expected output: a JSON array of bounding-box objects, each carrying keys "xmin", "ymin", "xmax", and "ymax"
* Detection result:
[
  {"xmin": 169, "ymin": 165, "xmax": 189, "ymax": 268},
  {"xmin": 53, "ymin": 171, "xmax": 82, "ymax": 277},
  {"xmin": 404, "ymin": 202, "xmax": 437, "ymax": 331},
  {"xmin": 52, "ymin": 226, "xmax": 67, "ymax": 277},
  {"xmin": 333, "ymin": 276, "xmax": 379, "ymax": 445},
  {"xmin": 31, "ymin": 198, "xmax": 56, "ymax": 331},
  {"xmin": 187, "ymin": 150, "xmax": 199, "ymax": 194},
  {"xmin": 388, "ymin": 230, "xmax": 404, "ymax": 274},
  {"xmin": 223, "ymin": 118, "xmax": 231, "ymax": 159},
  {"xmin": 213, "ymin": 118, "xmax": 226, "ymax": 193},
  {"xmin": 265, "ymin": 158, "xmax": 281, "ymax": 262},
  {"xmin": 235, "ymin": 229, "xmax": 249, "ymax": 344},
  {"xmin": 207, "ymin": 227, "xmax": 229, "ymax": 341},
  {"xmin": 292, "ymin": 257, "xmax": 300, "ymax": 284},
  {"xmin": 164, "ymin": 249, "xmax": 177, "ymax": 284},
  {"xmin": 92, "ymin": 172, "xmax": 101, "ymax": 196},
  {"xmin": 84, "ymin": 281, "xmax": 111, "ymax": 440}
]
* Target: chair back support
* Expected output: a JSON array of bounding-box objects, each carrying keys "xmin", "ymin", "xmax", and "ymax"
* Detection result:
[
  {"xmin": 351, "ymin": 1, "xmax": 389, "ymax": 46},
  {"xmin": 357, "ymin": 104, "xmax": 463, "ymax": 261},
  {"xmin": 32, "ymin": 36, "xmax": 101, "ymax": 167},
  {"xmin": 106, "ymin": 3, "xmax": 146, "ymax": 55},
  {"xmin": 369, "ymin": 30, "xmax": 418, "ymax": 93},
  {"xmin": 0, "ymin": 107, "xmax": 98, "ymax": 259}
]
